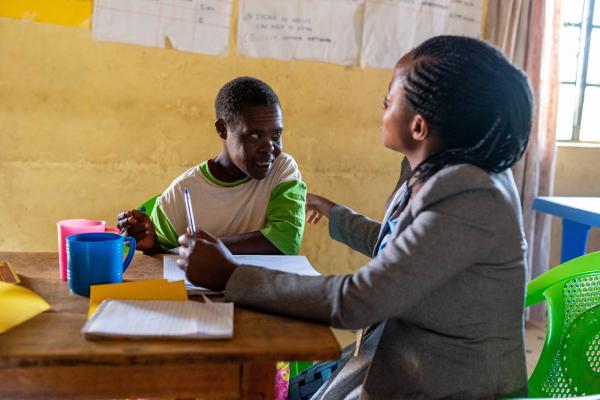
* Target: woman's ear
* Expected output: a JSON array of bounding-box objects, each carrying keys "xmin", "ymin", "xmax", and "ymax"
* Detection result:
[
  {"xmin": 411, "ymin": 114, "xmax": 429, "ymax": 142},
  {"xmin": 215, "ymin": 119, "xmax": 227, "ymax": 140}
]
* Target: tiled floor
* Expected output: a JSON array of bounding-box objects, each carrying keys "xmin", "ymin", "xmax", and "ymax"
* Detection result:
[
  {"xmin": 524, "ymin": 320, "xmax": 547, "ymax": 377},
  {"xmin": 331, "ymin": 320, "xmax": 548, "ymax": 378}
]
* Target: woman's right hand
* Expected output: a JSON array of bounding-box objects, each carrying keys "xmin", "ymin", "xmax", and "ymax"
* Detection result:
[{"xmin": 306, "ymin": 193, "xmax": 337, "ymax": 224}]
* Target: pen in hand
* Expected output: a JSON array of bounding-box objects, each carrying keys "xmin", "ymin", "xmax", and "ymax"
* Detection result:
[{"xmin": 183, "ymin": 187, "xmax": 197, "ymax": 236}]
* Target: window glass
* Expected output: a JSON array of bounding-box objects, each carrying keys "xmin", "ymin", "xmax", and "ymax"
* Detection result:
[
  {"xmin": 580, "ymin": 86, "xmax": 600, "ymax": 141},
  {"xmin": 560, "ymin": 26, "xmax": 581, "ymax": 82},
  {"xmin": 586, "ymin": 28, "xmax": 600, "ymax": 83},
  {"xmin": 556, "ymin": 84, "xmax": 577, "ymax": 141},
  {"xmin": 563, "ymin": 0, "xmax": 585, "ymax": 23}
]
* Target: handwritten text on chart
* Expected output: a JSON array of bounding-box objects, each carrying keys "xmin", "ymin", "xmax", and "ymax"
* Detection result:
[
  {"xmin": 238, "ymin": 0, "xmax": 364, "ymax": 64},
  {"xmin": 93, "ymin": 0, "xmax": 233, "ymax": 55}
]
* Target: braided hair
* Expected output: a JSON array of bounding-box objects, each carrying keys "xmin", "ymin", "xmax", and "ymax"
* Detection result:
[
  {"xmin": 215, "ymin": 77, "xmax": 280, "ymax": 126},
  {"xmin": 401, "ymin": 36, "xmax": 533, "ymax": 188}
]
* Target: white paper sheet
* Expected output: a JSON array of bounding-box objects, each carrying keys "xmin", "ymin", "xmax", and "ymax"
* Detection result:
[
  {"xmin": 362, "ymin": 0, "xmax": 484, "ymax": 69},
  {"xmin": 93, "ymin": 0, "xmax": 233, "ymax": 55},
  {"xmin": 82, "ymin": 299, "xmax": 233, "ymax": 339},
  {"xmin": 238, "ymin": 0, "xmax": 365, "ymax": 65},
  {"xmin": 164, "ymin": 254, "xmax": 320, "ymax": 293}
]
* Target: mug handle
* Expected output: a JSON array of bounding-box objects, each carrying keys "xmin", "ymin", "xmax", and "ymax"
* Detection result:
[{"xmin": 122, "ymin": 236, "xmax": 136, "ymax": 272}]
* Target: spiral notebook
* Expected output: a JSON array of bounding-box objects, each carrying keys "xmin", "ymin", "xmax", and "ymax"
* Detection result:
[{"xmin": 82, "ymin": 299, "xmax": 233, "ymax": 340}]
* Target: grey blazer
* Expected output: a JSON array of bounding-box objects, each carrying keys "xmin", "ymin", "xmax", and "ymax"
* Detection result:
[{"xmin": 225, "ymin": 164, "xmax": 528, "ymax": 399}]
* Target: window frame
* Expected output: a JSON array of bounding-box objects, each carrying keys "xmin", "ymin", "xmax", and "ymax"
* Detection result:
[{"xmin": 559, "ymin": 0, "xmax": 599, "ymax": 142}]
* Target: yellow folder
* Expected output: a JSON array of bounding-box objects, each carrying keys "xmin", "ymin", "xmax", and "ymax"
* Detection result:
[
  {"xmin": 88, "ymin": 279, "xmax": 188, "ymax": 319},
  {"xmin": 0, "ymin": 282, "xmax": 50, "ymax": 334}
]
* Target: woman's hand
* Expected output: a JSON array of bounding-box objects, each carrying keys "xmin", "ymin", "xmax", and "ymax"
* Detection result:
[
  {"xmin": 306, "ymin": 193, "xmax": 337, "ymax": 224},
  {"xmin": 177, "ymin": 230, "xmax": 239, "ymax": 291}
]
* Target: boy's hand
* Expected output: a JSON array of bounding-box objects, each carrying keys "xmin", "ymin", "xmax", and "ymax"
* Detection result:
[
  {"xmin": 306, "ymin": 193, "xmax": 337, "ymax": 224},
  {"xmin": 177, "ymin": 229, "xmax": 239, "ymax": 291},
  {"xmin": 116, "ymin": 209, "xmax": 160, "ymax": 252}
]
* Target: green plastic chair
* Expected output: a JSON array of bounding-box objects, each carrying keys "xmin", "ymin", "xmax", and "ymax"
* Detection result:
[
  {"xmin": 526, "ymin": 251, "xmax": 600, "ymax": 398},
  {"xmin": 289, "ymin": 360, "xmax": 314, "ymax": 380}
]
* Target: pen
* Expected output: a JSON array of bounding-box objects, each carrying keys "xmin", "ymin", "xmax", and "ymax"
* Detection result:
[{"xmin": 183, "ymin": 187, "xmax": 197, "ymax": 236}]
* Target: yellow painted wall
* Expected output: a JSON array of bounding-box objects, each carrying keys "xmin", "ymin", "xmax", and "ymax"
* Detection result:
[
  {"xmin": 549, "ymin": 145, "xmax": 600, "ymax": 267},
  {"xmin": 0, "ymin": 12, "xmax": 403, "ymax": 275}
]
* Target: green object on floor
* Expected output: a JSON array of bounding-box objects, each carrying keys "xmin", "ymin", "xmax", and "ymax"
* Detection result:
[
  {"xmin": 526, "ymin": 251, "xmax": 600, "ymax": 398},
  {"xmin": 289, "ymin": 361, "xmax": 314, "ymax": 380}
]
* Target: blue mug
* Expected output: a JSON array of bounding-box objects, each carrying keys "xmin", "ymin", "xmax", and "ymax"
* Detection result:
[{"xmin": 66, "ymin": 232, "xmax": 136, "ymax": 297}]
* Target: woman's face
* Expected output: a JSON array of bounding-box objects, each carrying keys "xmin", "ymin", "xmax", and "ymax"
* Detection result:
[{"xmin": 380, "ymin": 63, "xmax": 416, "ymax": 153}]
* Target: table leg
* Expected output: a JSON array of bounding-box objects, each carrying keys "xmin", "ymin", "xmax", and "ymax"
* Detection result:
[
  {"xmin": 240, "ymin": 361, "xmax": 275, "ymax": 400},
  {"xmin": 561, "ymin": 219, "xmax": 592, "ymax": 263}
]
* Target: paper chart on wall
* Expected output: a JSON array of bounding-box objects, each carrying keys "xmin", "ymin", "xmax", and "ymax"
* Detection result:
[
  {"xmin": 362, "ymin": 0, "xmax": 484, "ymax": 69},
  {"xmin": 238, "ymin": 0, "xmax": 365, "ymax": 65},
  {"xmin": 92, "ymin": 0, "xmax": 233, "ymax": 55},
  {"xmin": 0, "ymin": 0, "xmax": 93, "ymax": 27}
]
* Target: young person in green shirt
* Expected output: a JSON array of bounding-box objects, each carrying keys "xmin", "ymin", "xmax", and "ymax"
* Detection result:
[{"xmin": 118, "ymin": 77, "xmax": 306, "ymax": 255}]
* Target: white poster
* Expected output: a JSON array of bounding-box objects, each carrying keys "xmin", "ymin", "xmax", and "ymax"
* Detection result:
[
  {"xmin": 93, "ymin": 0, "xmax": 234, "ymax": 56},
  {"xmin": 238, "ymin": 0, "xmax": 365, "ymax": 65},
  {"xmin": 362, "ymin": 0, "xmax": 483, "ymax": 69}
]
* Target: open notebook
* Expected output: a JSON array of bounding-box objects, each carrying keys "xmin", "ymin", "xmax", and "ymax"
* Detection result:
[
  {"xmin": 164, "ymin": 254, "xmax": 320, "ymax": 294},
  {"xmin": 81, "ymin": 299, "xmax": 233, "ymax": 340}
]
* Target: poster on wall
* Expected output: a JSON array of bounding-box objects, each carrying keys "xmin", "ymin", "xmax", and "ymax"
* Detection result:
[
  {"xmin": 92, "ymin": 0, "xmax": 233, "ymax": 55},
  {"xmin": 362, "ymin": 0, "xmax": 484, "ymax": 69},
  {"xmin": 0, "ymin": 0, "xmax": 92, "ymax": 27},
  {"xmin": 237, "ymin": 0, "xmax": 365, "ymax": 66}
]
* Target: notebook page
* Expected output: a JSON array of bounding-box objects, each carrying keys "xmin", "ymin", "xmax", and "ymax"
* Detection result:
[
  {"xmin": 164, "ymin": 254, "xmax": 320, "ymax": 293},
  {"xmin": 236, "ymin": 255, "xmax": 320, "ymax": 276},
  {"xmin": 82, "ymin": 300, "xmax": 233, "ymax": 339},
  {"xmin": 163, "ymin": 256, "xmax": 221, "ymax": 294}
]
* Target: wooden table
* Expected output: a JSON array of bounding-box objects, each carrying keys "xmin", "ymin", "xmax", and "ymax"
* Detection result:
[
  {"xmin": 533, "ymin": 196, "xmax": 600, "ymax": 263},
  {"xmin": 0, "ymin": 252, "xmax": 340, "ymax": 400}
]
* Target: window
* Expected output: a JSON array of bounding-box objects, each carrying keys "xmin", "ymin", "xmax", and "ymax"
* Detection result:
[{"xmin": 557, "ymin": 0, "xmax": 600, "ymax": 142}]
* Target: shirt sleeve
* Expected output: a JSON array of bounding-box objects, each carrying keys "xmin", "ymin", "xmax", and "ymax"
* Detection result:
[
  {"xmin": 259, "ymin": 179, "xmax": 307, "ymax": 255},
  {"xmin": 149, "ymin": 203, "xmax": 180, "ymax": 251},
  {"xmin": 328, "ymin": 205, "xmax": 382, "ymax": 257}
]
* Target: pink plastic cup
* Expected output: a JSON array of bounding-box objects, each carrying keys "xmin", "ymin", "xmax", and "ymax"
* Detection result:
[{"xmin": 57, "ymin": 219, "xmax": 120, "ymax": 281}]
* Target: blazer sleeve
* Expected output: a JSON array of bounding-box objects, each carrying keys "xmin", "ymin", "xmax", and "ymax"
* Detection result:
[
  {"xmin": 328, "ymin": 205, "xmax": 382, "ymax": 257},
  {"xmin": 224, "ymin": 188, "xmax": 500, "ymax": 330}
]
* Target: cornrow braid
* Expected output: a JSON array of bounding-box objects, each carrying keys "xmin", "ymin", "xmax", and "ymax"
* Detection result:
[{"xmin": 401, "ymin": 36, "xmax": 533, "ymax": 188}]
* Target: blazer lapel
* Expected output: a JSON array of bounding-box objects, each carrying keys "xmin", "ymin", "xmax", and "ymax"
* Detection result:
[{"xmin": 372, "ymin": 184, "xmax": 413, "ymax": 257}]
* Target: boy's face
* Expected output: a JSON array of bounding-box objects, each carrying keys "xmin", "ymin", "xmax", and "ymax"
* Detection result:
[{"xmin": 221, "ymin": 104, "xmax": 283, "ymax": 180}]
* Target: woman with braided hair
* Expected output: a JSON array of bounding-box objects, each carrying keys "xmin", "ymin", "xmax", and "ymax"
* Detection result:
[{"xmin": 177, "ymin": 35, "xmax": 533, "ymax": 399}]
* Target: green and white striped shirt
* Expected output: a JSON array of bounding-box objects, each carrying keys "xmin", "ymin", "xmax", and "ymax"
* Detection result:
[{"xmin": 150, "ymin": 153, "xmax": 306, "ymax": 255}]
